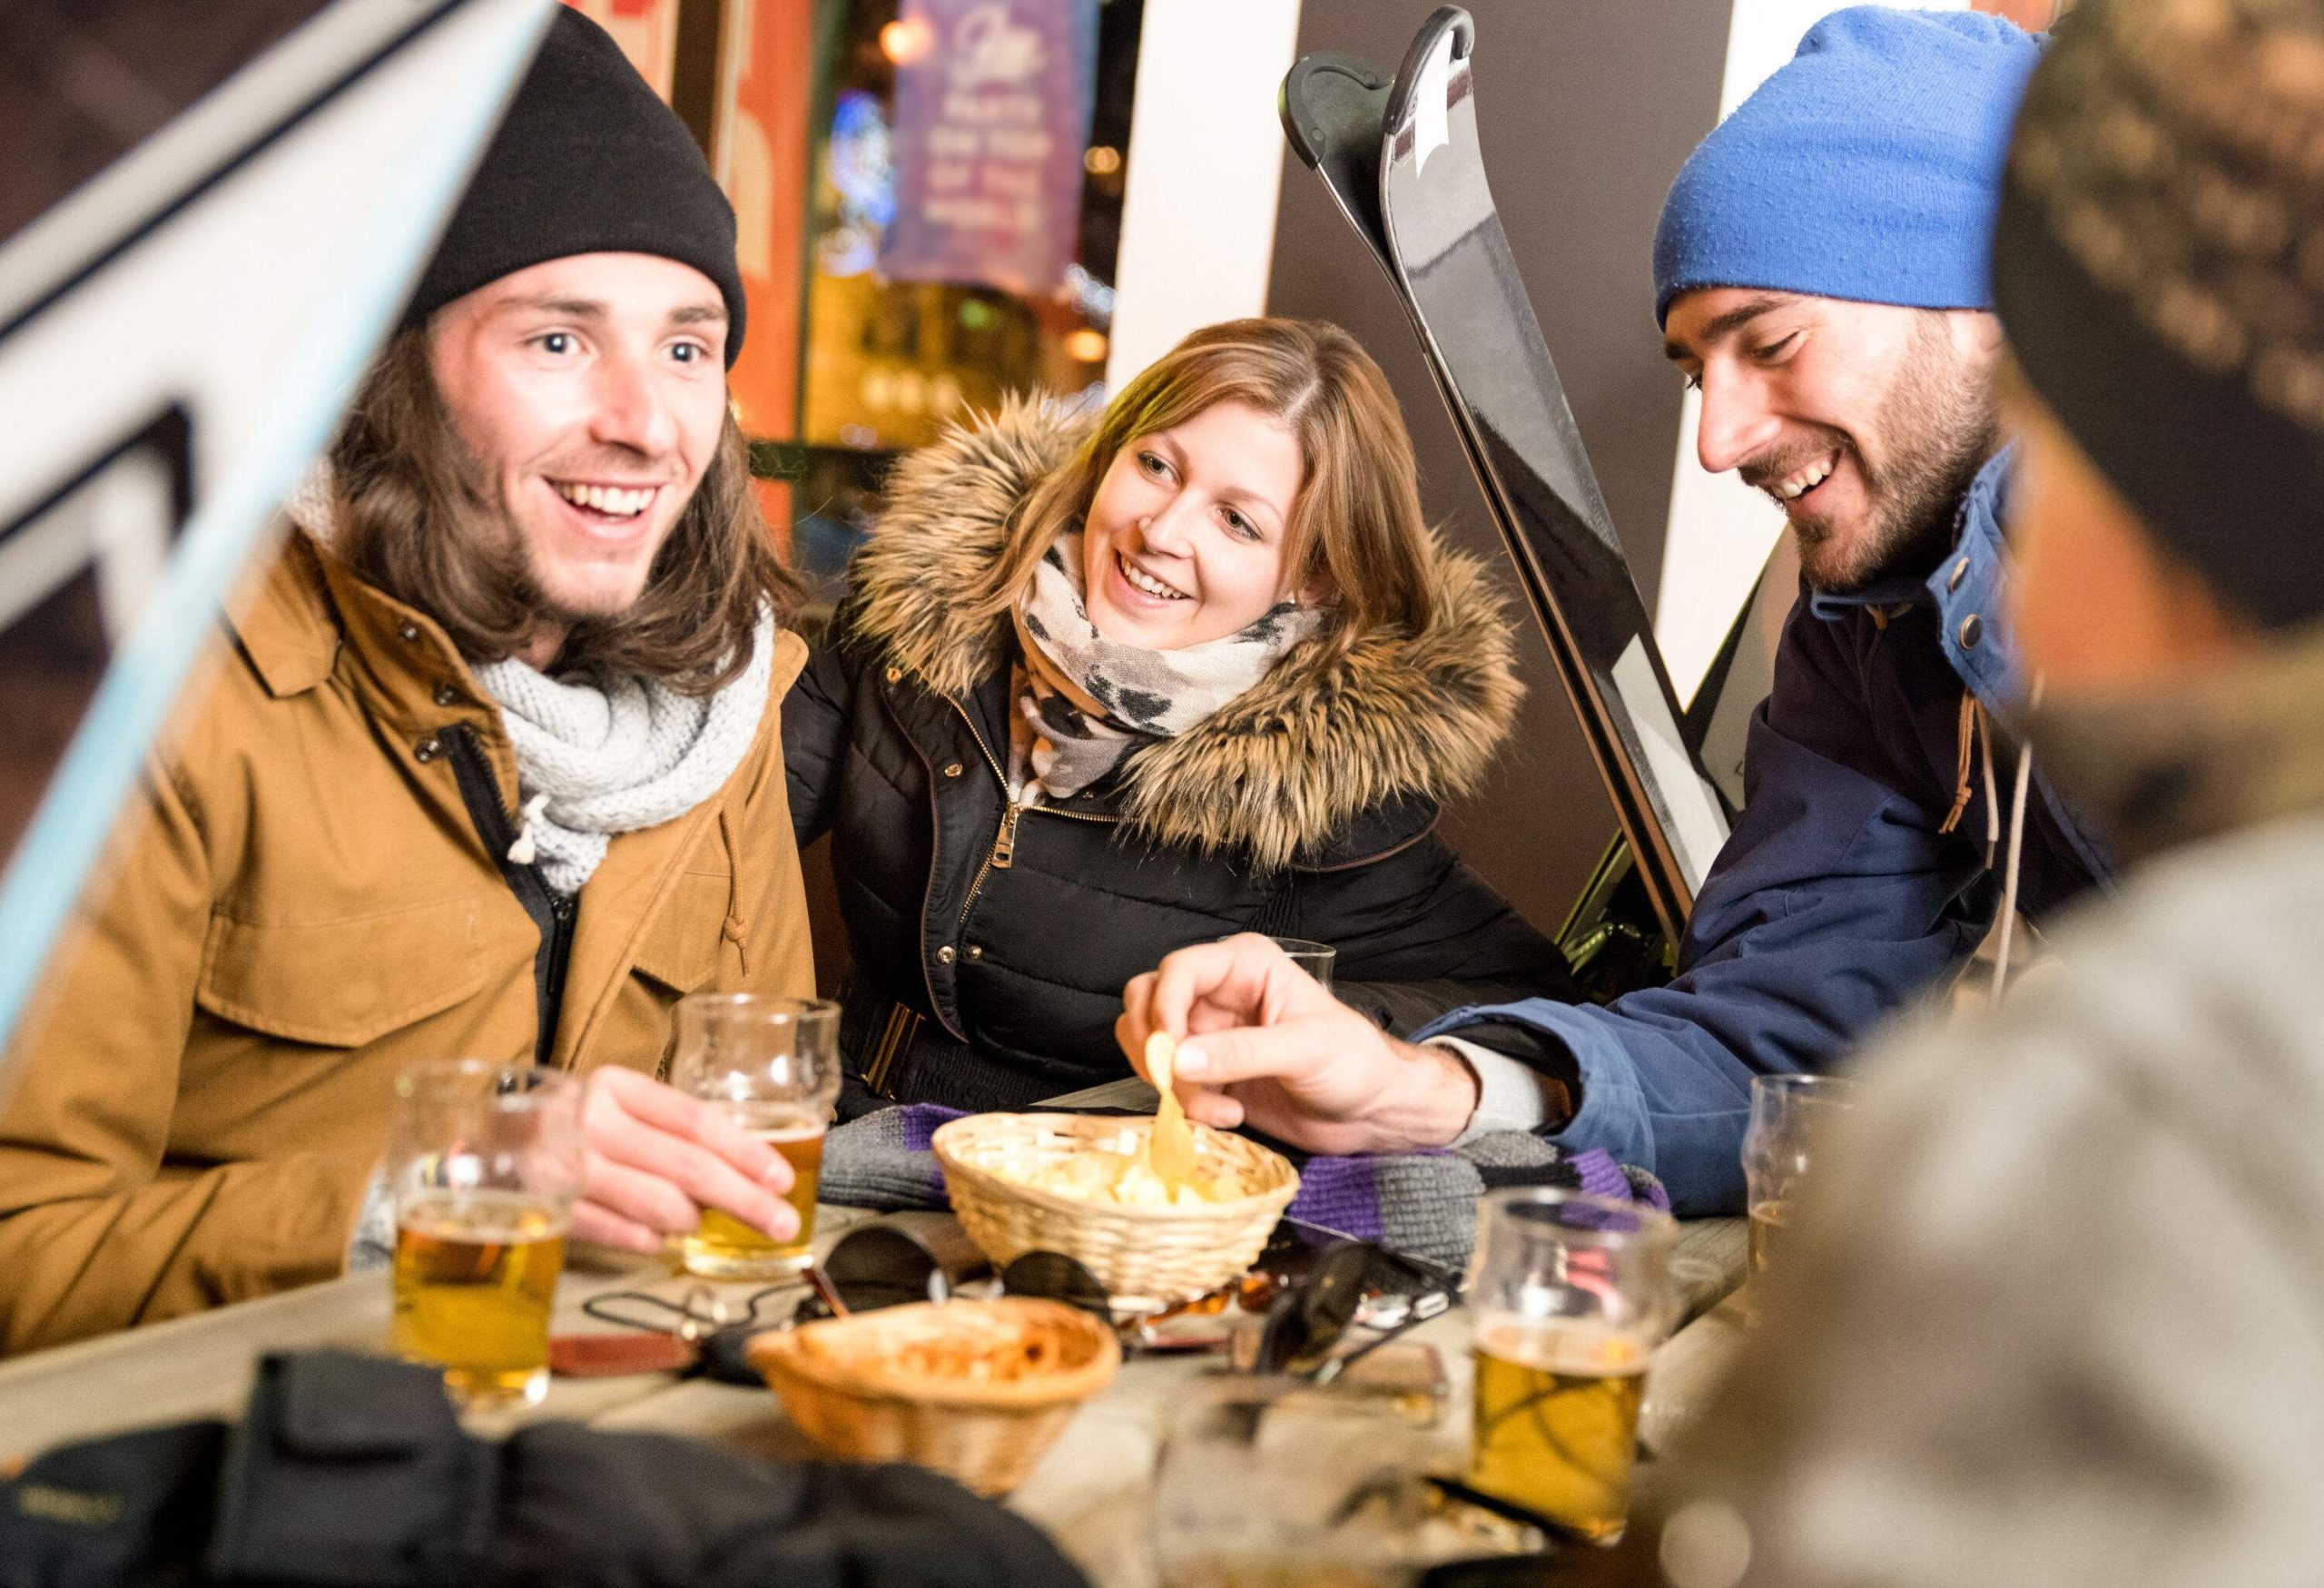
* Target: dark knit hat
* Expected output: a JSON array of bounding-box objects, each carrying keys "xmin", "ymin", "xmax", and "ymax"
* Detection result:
[
  {"xmin": 404, "ymin": 6, "xmax": 745, "ymax": 364},
  {"xmin": 1995, "ymin": 0, "xmax": 2324, "ymax": 628}
]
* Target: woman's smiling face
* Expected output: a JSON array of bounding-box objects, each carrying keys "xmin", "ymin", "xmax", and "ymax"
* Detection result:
[{"xmin": 1080, "ymin": 399, "xmax": 1307, "ymax": 651}]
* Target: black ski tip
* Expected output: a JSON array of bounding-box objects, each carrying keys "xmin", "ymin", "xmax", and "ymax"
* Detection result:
[
  {"xmin": 1384, "ymin": 6, "xmax": 1475, "ymax": 141},
  {"xmin": 1280, "ymin": 52, "xmax": 1391, "ymax": 173}
]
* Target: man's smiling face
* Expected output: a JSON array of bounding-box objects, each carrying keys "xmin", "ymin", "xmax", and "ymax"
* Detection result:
[
  {"xmin": 1663, "ymin": 288, "xmax": 2002, "ymax": 592},
  {"xmin": 428, "ymin": 252, "xmax": 729, "ymax": 630}
]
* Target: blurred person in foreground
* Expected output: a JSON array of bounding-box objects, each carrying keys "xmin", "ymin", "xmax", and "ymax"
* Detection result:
[
  {"xmin": 1604, "ymin": 3, "xmax": 2324, "ymax": 1583},
  {"xmin": 1123, "ymin": 9, "xmax": 2113, "ymax": 1214},
  {"xmin": 0, "ymin": 10, "xmax": 815, "ymax": 1353}
]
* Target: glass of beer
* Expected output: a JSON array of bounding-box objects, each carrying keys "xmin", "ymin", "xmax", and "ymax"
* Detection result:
[
  {"xmin": 387, "ymin": 1060, "xmax": 581, "ymax": 1408},
  {"xmin": 1740, "ymin": 1073, "xmax": 1856, "ymax": 1299},
  {"xmin": 668, "ymin": 993, "xmax": 841, "ymax": 1280},
  {"xmin": 1467, "ymin": 1187, "xmax": 1677, "ymax": 1544},
  {"xmin": 1215, "ymin": 934, "xmax": 1337, "ymax": 988}
]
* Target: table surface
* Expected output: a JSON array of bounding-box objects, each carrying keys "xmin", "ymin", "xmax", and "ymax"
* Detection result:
[{"xmin": 0, "ymin": 1208, "xmax": 1751, "ymax": 1588}]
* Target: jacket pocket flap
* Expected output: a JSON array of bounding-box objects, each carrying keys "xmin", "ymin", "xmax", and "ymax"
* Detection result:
[
  {"xmin": 629, "ymin": 871, "xmax": 727, "ymax": 996},
  {"xmin": 197, "ymin": 898, "xmax": 496, "ymax": 1048}
]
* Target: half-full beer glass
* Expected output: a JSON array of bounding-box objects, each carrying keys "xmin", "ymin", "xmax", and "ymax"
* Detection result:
[
  {"xmin": 1467, "ymin": 1188, "xmax": 1676, "ymax": 1543},
  {"xmin": 387, "ymin": 1061, "xmax": 581, "ymax": 1407},
  {"xmin": 1740, "ymin": 1073, "xmax": 1855, "ymax": 1296},
  {"xmin": 669, "ymin": 994, "xmax": 841, "ymax": 1280}
]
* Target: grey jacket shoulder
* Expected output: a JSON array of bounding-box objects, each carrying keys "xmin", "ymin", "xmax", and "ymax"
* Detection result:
[{"xmin": 1652, "ymin": 813, "xmax": 2324, "ymax": 1588}]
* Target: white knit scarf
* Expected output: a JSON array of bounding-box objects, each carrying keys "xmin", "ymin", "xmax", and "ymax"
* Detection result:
[
  {"xmin": 473, "ymin": 616, "xmax": 773, "ymax": 894},
  {"xmin": 1009, "ymin": 528, "xmax": 1321, "ymax": 799},
  {"xmin": 285, "ymin": 466, "xmax": 773, "ymax": 895}
]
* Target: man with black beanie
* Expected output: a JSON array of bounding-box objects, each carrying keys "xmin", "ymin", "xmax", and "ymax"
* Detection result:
[
  {"xmin": 0, "ymin": 8, "xmax": 815, "ymax": 1351},
  {"xmin": 1596, "ymin": 3, "xmax": 2324, "ymax": 1581}
]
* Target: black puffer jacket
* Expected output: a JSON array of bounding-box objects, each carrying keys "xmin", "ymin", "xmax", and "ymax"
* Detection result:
[{"xmin": 783, "ymin": 401, "xmax": 1574, "ymax": 1112}]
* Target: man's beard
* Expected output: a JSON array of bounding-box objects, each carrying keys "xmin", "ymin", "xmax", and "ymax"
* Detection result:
[
  {"xmin": 457, "ymin": 446, "xmax": 666, "ymax": 634},
  {"xmin": 1783, "ymin": 319, "xmax": 2000, "ymax": 594}
]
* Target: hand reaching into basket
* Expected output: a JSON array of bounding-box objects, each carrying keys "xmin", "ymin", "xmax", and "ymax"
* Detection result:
[{"xmin": 1117, "ymin": 933, "xmax": 1481, "ymax": 1156}]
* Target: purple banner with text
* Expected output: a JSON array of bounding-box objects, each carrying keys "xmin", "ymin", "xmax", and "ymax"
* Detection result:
[{"xmin": 881, "ymin": 0, "xmax": 1099, "ymax": 297}]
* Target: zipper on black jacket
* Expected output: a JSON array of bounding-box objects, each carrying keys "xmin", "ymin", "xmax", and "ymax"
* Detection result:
[
  {"xmin": 441, "ymin": 723, "xmax": 572, "ymax": 1068},
  {"xmin": 940, "ymin": 695, "xmax": 1112, "ymax": 926}
]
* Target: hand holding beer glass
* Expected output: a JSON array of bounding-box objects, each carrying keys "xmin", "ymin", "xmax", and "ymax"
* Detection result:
[
  {"xmin": 388, "ymin": 1060, "xmax": 582, "ymax": 1407},
  {"xmin": 1741, "ymin": 1073, "xmax": 1856, "ymax": 1296},
  {"xmin": 1466, "ymin": 1188, "xmax": 1677, "ymax": 1543},
  {"xmin": 668, "ymin": 993, "xmax": 841, "ymax": 1280}
]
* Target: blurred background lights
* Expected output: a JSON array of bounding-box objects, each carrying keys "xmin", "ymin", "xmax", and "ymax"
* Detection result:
[{"xmin": 877, "ymin": 16, "xmax": 935, "ymax": 66}]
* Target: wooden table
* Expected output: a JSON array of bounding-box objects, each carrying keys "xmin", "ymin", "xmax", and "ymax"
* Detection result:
[{"xmin": 0, "ymin": 1209, "xmax": 1751, "ymax": 1588}]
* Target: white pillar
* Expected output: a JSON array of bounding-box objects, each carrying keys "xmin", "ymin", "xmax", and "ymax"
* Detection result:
[{"xmin": 1105, "ymin": 0, "xmax": 1305, "ymax": 391}]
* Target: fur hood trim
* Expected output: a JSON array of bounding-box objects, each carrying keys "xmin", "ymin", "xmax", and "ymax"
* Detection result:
[{"xmin": 848, "ymin": 397, "xmax": 1525, "ymax": 870}]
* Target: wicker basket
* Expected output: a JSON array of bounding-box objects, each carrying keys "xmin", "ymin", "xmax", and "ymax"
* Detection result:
[
  {"xmin": 931, "ymin": 1112, "xmax": 1299, "ymax": 1307},
  {"xmin": 748, "ymin": 1297, "xmax": 1118, "ymax": 1495}
]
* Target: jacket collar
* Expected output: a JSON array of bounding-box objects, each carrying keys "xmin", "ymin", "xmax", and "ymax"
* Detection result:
[
  {"xmin": 1805, "ymin": 447, "xmax": 2023, "ymax": 709},
  {"xmin": 230, "ymin": 529, "xmax": 342, "ymax": 697},
  {"xmin": 845, "ymin": 398, "xmax": 1526, "ymax": 871}
]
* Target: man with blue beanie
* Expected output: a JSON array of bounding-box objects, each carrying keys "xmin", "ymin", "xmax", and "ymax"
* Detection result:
[{"xmin": 1117, "ymin": 6, "xmax": 2117, "ymax": 1218}]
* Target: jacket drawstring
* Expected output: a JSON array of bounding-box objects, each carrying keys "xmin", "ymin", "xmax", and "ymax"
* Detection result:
[
  {"xmin": 718, "ymin": 807, "xmax": 752, "ymax": 978},
  {"xmin": 1937, "ymin": 690, "xmax": 1979, "ymax": 837},
  {"xmin": 507, "ymin": 791, "xmax": 551, "ymax": 866},
  {"xmin": 1979, "ymin": 700, "xmax": 2002, "ymax": 869},
  {"xmin": 1942, "ymin": 686, "xmax": 2035, "ymax": 1000},
  {"xmin": 1989, "ymin": 677, "xmax": 2042, "ymax": 1004}
]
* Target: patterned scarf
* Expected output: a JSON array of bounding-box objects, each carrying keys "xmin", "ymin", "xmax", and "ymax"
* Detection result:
[{"xmin": 1008, "ymin": 528, "xmax": 1322, "ymax": 800}]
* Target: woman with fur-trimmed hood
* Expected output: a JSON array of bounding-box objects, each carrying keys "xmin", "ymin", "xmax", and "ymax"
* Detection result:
[{"xmin": 784, "ymin": 319, "xmax": 1572, "ymax": 1114}]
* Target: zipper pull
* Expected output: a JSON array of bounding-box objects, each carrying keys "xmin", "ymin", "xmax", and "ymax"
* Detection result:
[{"xmin": 991, "ymin": 802, "xmax": 1020, "ymax": 870}]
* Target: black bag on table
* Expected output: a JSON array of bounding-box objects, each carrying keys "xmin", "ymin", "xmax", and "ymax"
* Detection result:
[{"xmin": 0, "ymin": 1349, "xmax": 1089, "ymax": 1588}]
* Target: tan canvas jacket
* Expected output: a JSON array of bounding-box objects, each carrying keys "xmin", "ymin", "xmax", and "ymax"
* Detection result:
[{"xmin": 0, "ymin": 532, "xmax": 812, "ymax": 1354}]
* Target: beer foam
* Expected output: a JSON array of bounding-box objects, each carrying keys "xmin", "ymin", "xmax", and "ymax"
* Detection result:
[
  {"xmin": 1473, "ymin": 1315, "xmax": 1651, "ymax": 1377},
  {"xmin": 399, "ymin": 1189, "xmax": 569, "ymax": 1244},
  {"xmin": 729, "ymin": 1101, "xmax": 824, "ymax": 1139}
]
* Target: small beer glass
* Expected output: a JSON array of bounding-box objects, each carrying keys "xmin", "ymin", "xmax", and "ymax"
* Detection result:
[
  {"xmin": 668, "ymin": 993, "xmax": 841, "ymax": 1280},
  {"xmin": 1466, "ymin": 1188, "xmax": 1676, "ymax": 1543},
  {"xmin": 1216, "ymin": 934, "xmax": 1338, "ymax": 988},
  {"xmin": 1271, "ymin": 937, "xmax": 1337, "ymax": 989},
  {"xmin": 1740, "ymin": 1073, "xmax": 1855, "ymax": 1295},
  {"xmin": 387, "ymin": 1060, "xmax": 581, "ymax": 1408}
]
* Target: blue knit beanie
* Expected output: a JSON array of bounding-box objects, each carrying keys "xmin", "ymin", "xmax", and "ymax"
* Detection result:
[{"xmin": 1652, "ymin": 6, "xmax": 2042, "ymax": 327}]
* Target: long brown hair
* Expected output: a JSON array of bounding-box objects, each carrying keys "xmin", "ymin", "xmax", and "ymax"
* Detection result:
[
  {"xmin": 959, "ymin": 318, "xmax": 1436, "ymax": 656},
  {"xmin": 329, "ymin": 330, "xmax": 800, "ymax": 694}
]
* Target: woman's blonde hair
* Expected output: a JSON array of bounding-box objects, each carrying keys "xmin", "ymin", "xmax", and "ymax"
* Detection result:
[{"xmin": 964, "ymin": 317, "xmax": 1435, "ymax": 655}]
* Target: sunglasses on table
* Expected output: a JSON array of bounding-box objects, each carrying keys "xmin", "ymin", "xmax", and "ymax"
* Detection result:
[
  {"xmin": 575, "ymin": 1217, "xmax": 1462, "ymax": 1383},
  {"xmin": 801, "ymin": 1218, "xmax": 1462, "ymax": 1375}
]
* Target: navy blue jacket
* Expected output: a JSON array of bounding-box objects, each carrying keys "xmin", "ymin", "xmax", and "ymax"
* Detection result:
[{"xmin": 1421, "ymin": 453, "xmax": 2116, "ymax": 1213}]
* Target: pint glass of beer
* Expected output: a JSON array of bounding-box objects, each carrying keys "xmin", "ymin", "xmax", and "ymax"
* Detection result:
[
  {"xmin": 386, "ymin": 1061, "xmax": 582, "ymax": 1408},
  {"xmin": 1740, "ymin": 1073, "xmax": 1855, "ymax": 1296},
  {"xmin": 1467, "ymin": 1188, "xmax": 1676, "ymax": 1543},
  {"xmin": 668, "ymin": 994, "xmax": 842, "ymax": 1280}
]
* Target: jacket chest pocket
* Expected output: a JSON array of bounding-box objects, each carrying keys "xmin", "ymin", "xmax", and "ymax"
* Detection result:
[
  {"xmin": 195, "ymin": 896, "xmax": 502, "ymax": 1048},
  {"xmin": 630, "ymin": 866, "xmax": 734, "ymax": 999}
]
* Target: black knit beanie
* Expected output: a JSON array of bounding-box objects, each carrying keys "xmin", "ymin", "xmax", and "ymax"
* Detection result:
[
  {"xmin": 1994, "ymin": 0, "xmax": 2324, "ymax": 629},
  {"xmin": 403, "ymin": 6, "xmax": 745, "ymax": 364}
]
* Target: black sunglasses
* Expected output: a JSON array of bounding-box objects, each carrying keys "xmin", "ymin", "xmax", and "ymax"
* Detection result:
[
  {"xmin": 793, "ymin": 1226, "xmax": 1152, "ymax": 1333},
  {"xmin": 1244, "ymin": 1228, "xmax": 1461, "ymax": 1378}
]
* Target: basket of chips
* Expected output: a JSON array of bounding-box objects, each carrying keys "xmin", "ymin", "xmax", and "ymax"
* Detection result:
[
  {"xmin": 931, "ymin": 1110, "xmax": 1300, "ymax": 1307},
  {"xmin": 748, "ymin": 1297, "xmax": 1118, "ymax": 1495}
]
